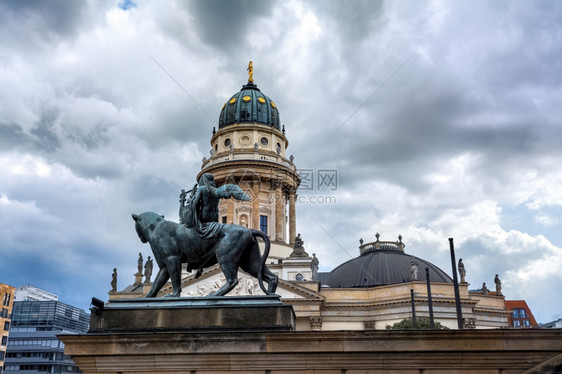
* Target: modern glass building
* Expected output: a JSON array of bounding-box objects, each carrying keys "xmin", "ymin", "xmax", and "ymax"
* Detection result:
[{"xmin": 4, "ymin": 299, "xmax": 89, "ymax": 373}]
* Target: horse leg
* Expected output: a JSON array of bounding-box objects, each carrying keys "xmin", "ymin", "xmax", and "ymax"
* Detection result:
[
  {"xmin": 146, "ymin": 267, "xmax": 169, "ymax": 297},
  {"xmin": 166, "ymin": 256, "xmax": 182, "ymax": 297},
  {"xmin": 210, "ymin": 261, "xmax": 239, "ymax": 296},
  {"xmin": 241, "ymin": 259, "xmax": 278, "ymax": 294},
  {"xmin": 261, "ymin": 266, "xmax": 278, "ymax": 294},
  {"xmin": 240, "ymin": 241, "xmax": 278, "ymax": 295}
]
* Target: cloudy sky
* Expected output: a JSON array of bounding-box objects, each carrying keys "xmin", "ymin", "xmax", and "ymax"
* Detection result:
[{"xmin": 1, "ymin": 0, "xmax": 561, "ymax": 323}]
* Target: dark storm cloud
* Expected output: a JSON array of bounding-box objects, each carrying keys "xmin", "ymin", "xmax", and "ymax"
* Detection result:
[
  {"xmin": 0, "ymin": 0, "xmax": 89, "ymax": 46},
  {"xmin": 184, "ymin": 0, "xmax": 274, "ymax": 51},
  {"xmin": 30, "ymin": 109, "xmax": 62, "ymax": 152},
  {"xmin": 0, "ymin": 124, "xmax": 30, "ymax": 150},
  {"xmin": 0, "ymin": 113, "xmax": 62, "ymax": 154},
  {"xmin": 308, "ymin": 0, "xmax": 384, "ymax": 39}
]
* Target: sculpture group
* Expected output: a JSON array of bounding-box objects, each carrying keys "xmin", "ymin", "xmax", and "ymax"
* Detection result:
[{"xmin": 132, "ymin": 173, "xmax": 278, "ymax": 297}]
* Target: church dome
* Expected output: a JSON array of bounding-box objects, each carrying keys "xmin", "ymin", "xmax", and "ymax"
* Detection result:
[
  {"xmin": 218, "ymin": 82, "xmax": 281, "ymax": 130},
  {"xmin": 326, "ymin": 239, "xmax": 453, "ymax": 288}
]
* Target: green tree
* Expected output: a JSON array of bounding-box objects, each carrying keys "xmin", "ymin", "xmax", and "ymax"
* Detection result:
[{"xmin": 385, "ymin": 317, "xmax": 449, "ymax": 330}]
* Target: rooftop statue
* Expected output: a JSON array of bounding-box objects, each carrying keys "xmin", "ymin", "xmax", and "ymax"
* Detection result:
[
  {"xmin": 458, "ymin": 258, "xmax": 466, "ymax": 283},
  {"xmin": 311, "ymin": 253, "xmax": 319, "ymax": 281},
  {"xmin": 133, "ymin": 172, "xmax": 278, "ymax": 297},
  {"xmin": 137, "ymin": 252, "xmax": 143, "ymax": 275},
  {"xmin": 290, "ymin": 233, "xmax": 309, "ymax": 257},
  {"xmin": 110, "ymin": 268, "xmax": 117, "ymax": 293},
  {"xmin": 494, "ymin": 274, "xmax": 503, "ymax": 296},
  {"xmin": 410, "ymin": 257, "xmax": 418, "ymax": 280},
  {"xmin": 247, "ymin": 60, "xmax": 254, "ymax": 83},
  {"xmin": 144, "ymin": 256, "xmax": 153, "ymax": 284}
]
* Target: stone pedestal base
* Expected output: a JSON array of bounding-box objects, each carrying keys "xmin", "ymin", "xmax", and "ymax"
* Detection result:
[
  {"xmin": 89, "ymin": 295, "xmax": 295, "ymax": 332},
  {"xmin": 61, "ymin": 329, "xmax": 562, "ymax": 373}
]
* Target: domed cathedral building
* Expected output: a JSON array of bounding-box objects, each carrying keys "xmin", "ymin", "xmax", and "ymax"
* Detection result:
[
  {"xmin": 197, "ymin": 61, "xmax": 300, "ymax": 261},
  {"xmin": 110, "ymin": 64, "xmax": 511, "ymax": 331}
]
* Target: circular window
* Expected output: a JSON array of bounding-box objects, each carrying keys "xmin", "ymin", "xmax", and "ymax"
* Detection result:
[
  {"xmin": 229, "ymin": 98, "xmax": 236, "ymax": 104},
  {"xmin": 295, "ymin": 273, "xmax": 304, "ymax": 281},
  {"xmin": 240, "ymin": 135, "xmax": 251, "ymax": 145},
  {"xmin": 224, "ymin": 138, "xmax": 231, "ymax": 147},
  {"xmin": 260, "ymin": 137, "xmax": 268, "ymax": 146},
  {"xmin": 270, "ymin": 101, "xmax": 276, "ymax": 108},
  {"xmin": 243, "ymin": 95, "xmax": 251, "ymax": 102},
  {"xmin": 258, "ymin": 97, "xmax": 266, "ymax": 104}
]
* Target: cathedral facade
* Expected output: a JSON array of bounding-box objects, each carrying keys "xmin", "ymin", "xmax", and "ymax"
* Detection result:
[{"xmin": 111, "ymin": 65, "xmax": 510, "ymax": 331}]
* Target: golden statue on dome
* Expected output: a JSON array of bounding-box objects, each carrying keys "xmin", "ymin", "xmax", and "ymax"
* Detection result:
[{"xmin": 247, "ymin": 61, "xmax": 254, "ymax": 83}]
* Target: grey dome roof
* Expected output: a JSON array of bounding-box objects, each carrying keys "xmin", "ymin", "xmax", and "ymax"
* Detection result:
[
  {"xmin": 326, "ymin": 249, "xmax": 453, "ymax": 288},
  {"xmin": 218, "ymin": 82, "xmax": 281, "ymax": 130}
]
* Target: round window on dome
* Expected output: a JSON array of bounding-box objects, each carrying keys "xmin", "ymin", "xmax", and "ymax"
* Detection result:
[
  {"xmin": 258, "ymin": 97, "xmax": 266, "ymax": 104},
  {"xmin": 270, "ymin": 101, "xmax": 276, "ymax": 108},
  {"xmin": 243, "ymin": 96, "xmax": 251, "ymax": 102},
  {"xmin": 224, "ymin": 138, "xmax": 231, "ymax": 147},
  {"xmin": 229, "ymin": 98, "xmax": 236, "ymax": 104},
  {"xmin": 260, "ymin": 137, "xmax": 268, "ymax": 146}
]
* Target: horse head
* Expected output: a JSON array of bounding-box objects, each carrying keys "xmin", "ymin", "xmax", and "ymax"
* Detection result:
[
  {"xmin": 132, "ymin": 212, "xmax": 165, "ymax": 244},
  {"xmin": 132, "ymin": 213, "xmax": 149, "ymax": 243}
]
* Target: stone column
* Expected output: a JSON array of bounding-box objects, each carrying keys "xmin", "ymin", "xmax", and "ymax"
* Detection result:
[
  {"xmin": 252, "ymin": 182, "xmax": 260, "ymax": 230},
  {"xmin": 227, "ymin": 199, "xmax": 234, "ymax": 224},
  {"xmin": 275, "ymin": 184, "xmax": 283, "ymax": 241},
  {"xmin": 289, "ymin": 190, "xmax": 296, "ymax": 246}
]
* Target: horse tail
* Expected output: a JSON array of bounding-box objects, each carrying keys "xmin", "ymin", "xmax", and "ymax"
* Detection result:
[{"xmin": 251, "ymin": 229, "xmax": 271, "ymax": 295}]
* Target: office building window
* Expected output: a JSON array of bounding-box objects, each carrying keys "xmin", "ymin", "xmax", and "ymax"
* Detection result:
[
  {"xmin": 523, "ymin": 320, "xmax": 530, "ymax": 327},
  {"xmin": 2, "ymin": 293, "xmax": 10, "ymax": 306},
  {"xmin": 513, "ymin": 308, "xmax": 527, "ymax": 319},
  {"xmin": 1, "ymin": 335, "xmax": 7, "ymax": 345},
  {"xmin": 3, "ymin": 321, "xmax": 9, "ymax": 331},
  {"xmin": 260, "ymin": 215, "xmax": 268, "ymax": 234},
  {"xmin": 222, "ymin": 216, "xmax": 227, "ymax": 224},
  {"xmin": 513, "ymin": 320, "xmax": 521, "ymax": 328}
]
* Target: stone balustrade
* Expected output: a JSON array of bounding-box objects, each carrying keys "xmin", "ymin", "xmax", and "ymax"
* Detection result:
[{"xmin": 202, "ymin": 150, "xmax": 296, "ymax": 171}]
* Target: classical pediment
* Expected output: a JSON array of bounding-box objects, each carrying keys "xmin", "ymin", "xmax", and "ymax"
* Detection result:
[{"xmin": 156, "ymin": 265, "xmax": 323, "ymax": 301}]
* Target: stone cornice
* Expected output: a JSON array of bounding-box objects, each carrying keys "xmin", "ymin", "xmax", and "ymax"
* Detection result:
[{"xmin": 322, "ymin": 297, "xmax": 478, "ymax": 310}]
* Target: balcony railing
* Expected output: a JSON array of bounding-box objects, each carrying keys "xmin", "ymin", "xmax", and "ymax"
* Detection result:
[
  {"xmin": 358, "ymin": 233, "xmax": 405, "ymax": 255},
  {"xmin": 201, "ymin": 150, "xmax": 296, "ymax": 171}
]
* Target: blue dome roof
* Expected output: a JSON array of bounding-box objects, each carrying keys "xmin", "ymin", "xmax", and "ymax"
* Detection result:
[{"xmin": 218, "ymin": 82, "xmax": 281, "ymax": 130}]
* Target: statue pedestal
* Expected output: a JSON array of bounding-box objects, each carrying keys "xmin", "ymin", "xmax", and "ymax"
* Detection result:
[{"xmin": 89, "ymin": 295, "xmax": 295, "ymax": 332}]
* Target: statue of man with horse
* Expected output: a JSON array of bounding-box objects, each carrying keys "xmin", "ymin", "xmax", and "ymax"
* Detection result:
[{"xmin": 132, "ymin": 173, "xmax": 278, "ymax": 298}]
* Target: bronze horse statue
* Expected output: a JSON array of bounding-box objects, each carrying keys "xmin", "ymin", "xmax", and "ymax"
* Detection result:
[{"xmin": 132, "ymin": 211, "xmax": 278, "ymax": 297}]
